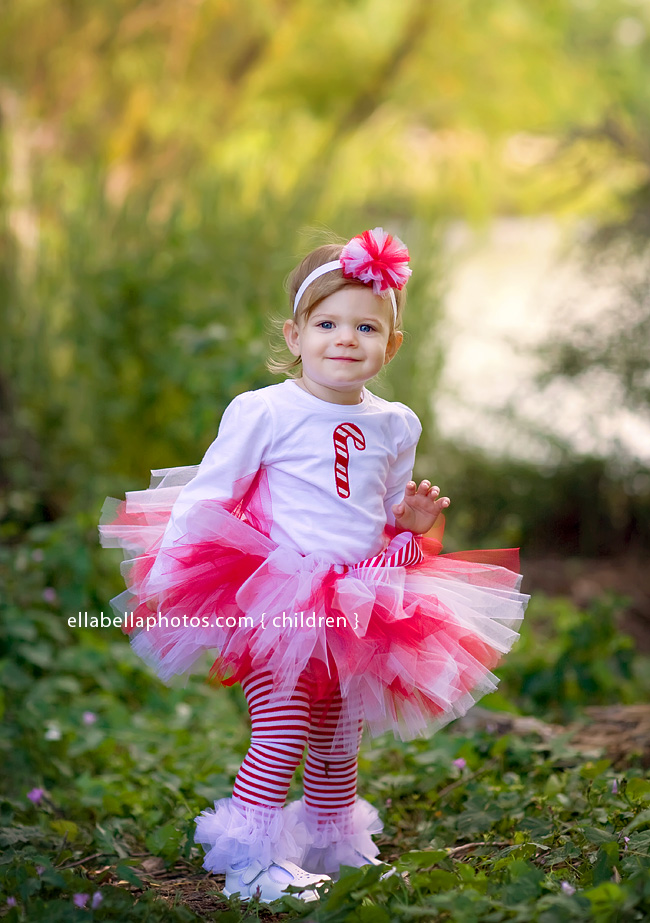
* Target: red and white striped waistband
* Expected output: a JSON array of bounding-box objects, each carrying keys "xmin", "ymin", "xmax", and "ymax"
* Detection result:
[{"xmin": 346, "ymin": 531, "xmax": 423, "ymax": 573}]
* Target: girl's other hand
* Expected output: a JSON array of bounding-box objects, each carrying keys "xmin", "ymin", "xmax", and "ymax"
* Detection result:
[{"xmin": 392, "ymin": 480, "xmax": 450, "ymax": 535}]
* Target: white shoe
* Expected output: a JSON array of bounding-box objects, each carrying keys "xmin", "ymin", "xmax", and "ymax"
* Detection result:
[{"xmin": 223, "ymin": 858, "xmax": 331, "ymax": 902}]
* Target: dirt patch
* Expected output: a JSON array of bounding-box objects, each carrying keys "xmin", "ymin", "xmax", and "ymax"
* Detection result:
[{"xmin": 457, "ymin": 704, "xmax": 650, "ymax": 768}]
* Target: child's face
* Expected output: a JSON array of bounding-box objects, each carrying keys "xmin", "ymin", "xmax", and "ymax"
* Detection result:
[{"xmin": 283, "ymin": 285, "xmax": 402, "ymax": 403}]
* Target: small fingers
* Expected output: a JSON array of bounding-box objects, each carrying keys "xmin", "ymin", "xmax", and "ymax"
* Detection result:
[{"xmin": 417, "ymin": 481, "xmax": 448, "ymax": 503}]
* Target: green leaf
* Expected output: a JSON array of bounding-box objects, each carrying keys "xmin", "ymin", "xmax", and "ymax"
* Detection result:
[
  {"xmin": 49, "ymin": 821, "xmax": 79, "ymax": 842},
  {"xmin": 581, "ymin": 826, "xmax": 617, "ymax": 846},
  {"xmin": 399, "ymin": 849, "xmax": 448, "ymax": 870},
  {"xmin": 501, "ymin": 860, "xmax": 545, "ymax": 905},
  {"xmin": 584, "ymin": 881, "xmax": 626, "ymax": 909},
  {"xmin": 145, "ymin": 823, "xmax": 182, "ymax": 862},
  {"xmin": 0, "ymin": 826, "xmax": 47, "ymax": 847},
  {"xmin": 579, "ymin": 760, "xmax": 612, "ymax": 780},
  {"xmin": 591, "ymin": 843, "xmax": 619, "ymax": 885},
  {"xmin": 356, "ymin": 906, "xmax": 391, "ymax": 923},
  {"xmin": 627, "ymin": 778, "xmax": 650, "ymax": 801},
  {"xmin": 413, "ymin": 869, "xmax": 458, "ymax": 892},
  {"xmin": 116, "ymin": 863, "xmax": 145, "ymax": 887}
]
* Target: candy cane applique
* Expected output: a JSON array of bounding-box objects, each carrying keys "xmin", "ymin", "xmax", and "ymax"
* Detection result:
[{"xmin": 333, "ymin": 423, "xmax": 366, "ymax": 498}]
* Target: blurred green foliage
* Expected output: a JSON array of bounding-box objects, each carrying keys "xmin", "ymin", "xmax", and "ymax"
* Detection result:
[
  {"xmin": 491, "ymin": 592, "xmax": 650, "ymax": 720},
  {"xmin": 0, "ymin": 184, "xmax": 442, "ymax": 531},
  {"xmin": 434, "ymin": 445, "xmax": 650, "ymax": 556},
  {"xmin": 2, "ymin": 0, "xmax": 650, "ymax": 544}
]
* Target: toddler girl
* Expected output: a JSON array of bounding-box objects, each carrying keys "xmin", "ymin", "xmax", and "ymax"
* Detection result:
[{"xmin": 100, "ymin": 228, "xmax": 528, "ymax": 902}]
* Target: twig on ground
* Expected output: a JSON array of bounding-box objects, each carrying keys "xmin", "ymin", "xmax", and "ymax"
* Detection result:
[
  {"xmin": 447, "ymin": 841, "xmax": 512, "ymax": 858},
  {"xmin": 58, "ymin": 852, "xmax": 109, "ymax": 870}
]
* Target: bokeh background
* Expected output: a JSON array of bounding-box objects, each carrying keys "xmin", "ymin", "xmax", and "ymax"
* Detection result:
[{"xmin": 2, "ymin": 2, "xmax": 650, "ymax": 919}]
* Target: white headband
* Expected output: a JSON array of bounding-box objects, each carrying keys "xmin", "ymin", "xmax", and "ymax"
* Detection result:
[{"xmin": 293, "ymin": 260, "xmax": 398, "ymax": 322}]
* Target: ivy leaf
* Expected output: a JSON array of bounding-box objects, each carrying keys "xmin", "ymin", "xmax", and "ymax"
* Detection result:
[
  {"xmin": 115, "ymin": 863, "xmax": 145, "ymax": 887},
  {"xmin": 501, "ymin": 860, "xmax": 545, "ymax": 905}
]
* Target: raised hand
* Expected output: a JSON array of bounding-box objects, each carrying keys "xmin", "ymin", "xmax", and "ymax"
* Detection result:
[{"xmin": 391, "ymin": 480, "xmax": 450, "ymax": 535}]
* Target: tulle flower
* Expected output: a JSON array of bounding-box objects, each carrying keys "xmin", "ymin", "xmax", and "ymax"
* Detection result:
[{"xmin": 340, "ymin": 227, "xmax": 411, "ymax": 294}]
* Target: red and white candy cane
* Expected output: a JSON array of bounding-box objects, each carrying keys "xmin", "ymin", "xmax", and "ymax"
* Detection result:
[{"xmin": 333, "ymin": 423, "xmax": 366, "ymax": 498}]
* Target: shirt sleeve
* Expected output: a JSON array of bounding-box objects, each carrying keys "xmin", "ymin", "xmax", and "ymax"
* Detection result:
[
  {"xmin": 383, "ymin": 408, "xmax": 422, "ymax": 526},
  {"xmin": 157, "ymin": 390, "xmax": 273, "ymax": 549}
]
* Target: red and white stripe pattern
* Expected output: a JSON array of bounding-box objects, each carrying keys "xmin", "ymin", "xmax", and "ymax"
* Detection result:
[
  {"xmin": 233, "ymin": 672, "xmax": 310, "ymax": 807},
  {"xmin": 332, "ymin": 423, "xmax": 365, "ymax": 499},
  {"xmin": 304, "ymin": 696, "xmax": 363, "ymax": 813},
  {"xmin": 232, "ymin": 671, "xmax": 361, "ymax": 812},
  {"xmin": 351, "ymin": 530, "xmax": 424, "ymax": 571}
]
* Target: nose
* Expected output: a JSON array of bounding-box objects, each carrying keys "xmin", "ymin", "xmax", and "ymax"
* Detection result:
[{"xmin": 335, "ymin": 324, "xmax": 358, "ymax": 346}]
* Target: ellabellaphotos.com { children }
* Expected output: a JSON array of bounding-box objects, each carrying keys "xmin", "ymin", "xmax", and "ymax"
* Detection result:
[{"xmin": 68, "ymin": 610, "xmax": 359, "ymax": 631}]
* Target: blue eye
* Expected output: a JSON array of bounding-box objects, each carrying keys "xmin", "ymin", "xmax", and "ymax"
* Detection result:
[
  {"xmin": 317, "ymin": 321, "xmax": 334, "ymax": 329},
  {"xmin": 359, "ymin": 324, "xmax": 375, "ymax": 333}
]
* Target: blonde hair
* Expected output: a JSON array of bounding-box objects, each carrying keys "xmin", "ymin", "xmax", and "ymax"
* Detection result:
[{"xmin": 268, "ymin": 242, "xmax": 406, "ymax": 376}]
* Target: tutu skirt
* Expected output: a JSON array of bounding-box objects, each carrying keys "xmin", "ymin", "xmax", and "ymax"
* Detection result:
[{"xmin": 100, "ymin": 466, "xmax": 528, "ymax": 741}]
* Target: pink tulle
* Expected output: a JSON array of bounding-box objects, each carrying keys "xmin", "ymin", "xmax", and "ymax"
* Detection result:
[
  {"xmin": 340, "ymin": 227, "xmax": 412, "ymax": 294},
  {"xmin": 99, "ymin": 466, "xmax": 528, "ymax": 742}
]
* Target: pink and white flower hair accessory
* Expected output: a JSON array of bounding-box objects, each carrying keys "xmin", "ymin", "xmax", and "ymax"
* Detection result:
[
  {"xmin": 340, "ymin": 227, "xmax": 411, "ymax": 294},
  {"xmin": 293, "ymin": 227, "xmax": 411, "ymax": 320}
]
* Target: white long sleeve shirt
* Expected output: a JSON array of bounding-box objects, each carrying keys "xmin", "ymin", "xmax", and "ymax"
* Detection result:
[{"xmin": 157, "ymin": 379, "xmax": 422, "ymax": 566}]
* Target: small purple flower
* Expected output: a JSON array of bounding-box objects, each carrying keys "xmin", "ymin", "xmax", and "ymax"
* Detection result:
[
  {"xmin": 73, "ymin": 893, "xmax": 89, "ymax": 908},
  {"xmin": 611, "ymin": 779, "xmax": 619, "ymax": 795},
  {"xmin": 82, "ymin": 711, "xmax": 97, "ymax": 725},
  {"xmin": 623, "ymin": 836, "xmax": 630, "ymax": 850},
  {"xmin": 27, "ymin": 787, "xmax": 45, "ymax": 805},
  {"xmin": 561, "ymin": 881, "xmax": 576, "ymax": 895},
  {"xmin": 36, "ymin": 865, "xmax": 46, "ymax": 876},
  {"xmin": 6, "ymin": 897, "xmax": 17, "ymax": 907},
  {"xmin": 42, "ymin": 587, "xmax": 57, "ymax": 604},
  {"xmin": 452, "ymin": 757, "xmax": 467, "ymax": 770},
  {"xmin": 91, "ymin": 892, "xmax": 103, "ymax": 909},
  {"xmin": 385, "ymin": 797, "xmax": 392, "ymax": 807}
]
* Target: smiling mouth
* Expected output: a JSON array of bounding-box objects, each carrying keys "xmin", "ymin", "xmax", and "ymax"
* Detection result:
[{"xmin": 329, "ymin": 357, "xmax": 360, "ymax": 362}]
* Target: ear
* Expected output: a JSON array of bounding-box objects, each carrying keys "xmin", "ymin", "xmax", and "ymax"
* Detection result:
[
  {"xmin": 384, "ymin": 330, "xmax": 403, "ymax": 365},
  {"xmin": 283, "ymin": 318, "xmax": 302, "ymax": 358}
]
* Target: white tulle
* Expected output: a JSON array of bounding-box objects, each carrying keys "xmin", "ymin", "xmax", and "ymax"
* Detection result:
[
  {"xmin": 194, "ymin": 797, "xmax": 310, "ymax": 873},
  {"xmin": 285, "ymin": 797, "xmax": 384, "ymax": 876}
]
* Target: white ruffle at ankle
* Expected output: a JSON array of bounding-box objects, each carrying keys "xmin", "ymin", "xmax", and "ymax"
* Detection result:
[
  {"xmin": 194, "ymin": 797, "xmax": 310, "ymax": 873},
  {"xmin": 284, "ymin": 797, "xmax": 383, "ymax": 877},
  {"xmin": 194, "ymin": 795, "xmax": 383, "ymax": 878}
]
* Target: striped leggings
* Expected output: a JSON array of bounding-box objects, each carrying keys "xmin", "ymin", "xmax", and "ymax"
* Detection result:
[{"xmin": 232, "ymin": 670, "xmax": 363, "ymax": 815}]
